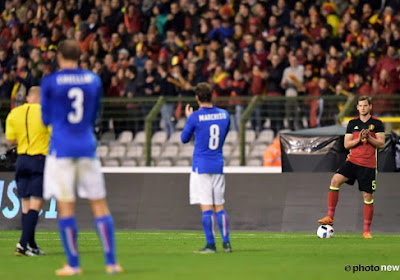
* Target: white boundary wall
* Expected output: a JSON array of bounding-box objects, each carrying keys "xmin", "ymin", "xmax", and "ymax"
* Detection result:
[{"xmin": 101, "ymin": 166, "xmax": 282, "ymax": 174}]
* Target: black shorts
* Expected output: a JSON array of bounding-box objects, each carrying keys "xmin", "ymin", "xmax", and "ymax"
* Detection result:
[
  {"xmin": 336, "ymin": 161, "xmax": 376, "ymax": 193},
  {"xmin": 15, "ymin": 154, "xmax": 45, "ymax": 199}
]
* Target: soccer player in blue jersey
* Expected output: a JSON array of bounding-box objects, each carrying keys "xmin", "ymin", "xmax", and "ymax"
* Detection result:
[
  {"xmin": 181, "ymin": 82, "xmax": 232, "ymax": 253},
  {"xmin": 40, "ymin": 40, "xmax": 123, "ymax": 276}
]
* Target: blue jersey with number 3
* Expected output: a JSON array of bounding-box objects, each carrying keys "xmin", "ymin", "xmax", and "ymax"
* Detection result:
[
  {"xmin": 41, "ymin": 69, "xmax": 101, "ymax": 158},
  {"xmin": 181, "ymin": 106, "xmax": 230, "ymax": 174}
]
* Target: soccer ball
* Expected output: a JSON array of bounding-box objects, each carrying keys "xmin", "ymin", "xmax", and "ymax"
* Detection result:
[{"xmin": 317, "ymin": 225, "xmax": 334, "ymax": 238}]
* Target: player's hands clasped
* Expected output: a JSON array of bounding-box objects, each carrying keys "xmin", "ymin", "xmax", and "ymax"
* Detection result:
[
  {"xmin": 360, "ymin": 129, "xmax": 370, "ymax": 141},
  {"xmin": 185, "ymin": 104, "xmax": 194, "ymax": 118}
]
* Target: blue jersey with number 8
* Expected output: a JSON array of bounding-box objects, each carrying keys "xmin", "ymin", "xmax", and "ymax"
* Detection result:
[
  {"xmin": 41, "ymin": 69, "xmax": 101, "ymax": 158},
  {"xmin": 181, "ymin": 106, "xmax": 230, "ymax": 174}
]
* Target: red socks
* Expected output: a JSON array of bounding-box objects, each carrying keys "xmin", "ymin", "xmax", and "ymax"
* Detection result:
[
  {"xmin": 363, "ymin": 203, "xmax": 374, "ymax": 233},
  {"xmin": 327, "ymin": 190, "xmax": 339, "ymax": 218}
]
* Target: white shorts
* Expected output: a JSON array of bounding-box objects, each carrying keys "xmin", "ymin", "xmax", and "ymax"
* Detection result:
[
  {"xmin": 43, "ymin": 155, "xmax": 106, "ymax": 202},
  {"xmin": 190, "ymin": 171, "xmax": 225, "ymax": 205}
]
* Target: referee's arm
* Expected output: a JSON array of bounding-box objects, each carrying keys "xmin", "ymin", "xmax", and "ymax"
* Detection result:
[{"xmin": 5, "ymin": 111, "xmax": 17, "ymax": 146}]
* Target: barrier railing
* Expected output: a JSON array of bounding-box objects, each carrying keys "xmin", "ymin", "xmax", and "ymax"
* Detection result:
[{"xmin": 2, "ymin": 94, "xmax": 400, "ymax": 166}]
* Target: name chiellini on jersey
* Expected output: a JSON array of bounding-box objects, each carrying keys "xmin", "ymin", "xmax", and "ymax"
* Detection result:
[
  {"xmin": 40, "ymin": 69, "xmax": 102, "ymax": 158},
  {"xmin": 181, "ymin": 107, "xmax": 230, "ymax": 174}
]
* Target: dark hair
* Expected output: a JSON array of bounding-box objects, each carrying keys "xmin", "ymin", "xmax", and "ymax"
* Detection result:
[
  {"xmin": 195, "ymin": 82, "xmax": 212, "ymax": 103},
  {"xmin": 358, "ymin": 95, "xmax": 372, "ymax": 105},
  {"xmin": 127, "ymin": 65, "xmax": 137, "ymax": 76},
  {"xmin": 58, "ymin": 40, "xmax": 81, "ymax": 61}
]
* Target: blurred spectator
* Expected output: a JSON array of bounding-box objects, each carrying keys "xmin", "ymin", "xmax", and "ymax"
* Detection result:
[
  {"xmin": 250, "ymin": 64, "xmax": 266, "ymax": 133},
  {"xmin": 107, "ymin": 67, "xmax": 125, "ymax": 98},
  {"xmin": 350, "ymin": 73, "xmax": 373, "ymax": 95},
  {"xmin": 253, "ymin": 39, "xmax": 268, "ymax": 70},
  {"xmin": 229, "ymin": 69, "xmax": 248, "ymax": 131},
  {"xmin": 164, "ymin": 2, "xmax": 185, "ymax": 33},
  {"xmin": 281, "ymin": 54, "xmax": 304, "ymax": 130},
  {"xmin": 124, "ymin": 65, "xmax": 142, "ymax": 133},
  {"xmin": 211, "ymin": 64, "xmax": 230, "ymax": 106},
  {"xmin": 304, "ymin": 64, "xmax": 320, "ymax": 128},
  {"xmin": 374, "ymin": 45, "xmax": 400, "ymax": 92},
  {"xmin": 139, "ymin": 59, "xmax": 160, "ymax": 132},
  {"xmin": 266, "ymin": 54, "xmax": 285, "ymax": 133},
  {"xmin": 318, "ymin": 77, "xmax": 336, "ymax": 126},
  {"xmin": 374, "ymin": 69, "xmax": 397, "ymax": 116},
  {"xmin": 29, "ymin": 48, "xmax": 45, "ymax": 86},
  {"xmin": 158, "ymin": 64, "xmax": 178, "ymax": 138},
  {"xmin": 124, "ymin": 4, "xmax": 142, "ymax": 35},
  {"xmin": 10, "ymin": 54, "xmax": 33, "ymax": 109},
  {"xmin": 0, "ymin": 0, "xmax": 400, "ymax": 136}
]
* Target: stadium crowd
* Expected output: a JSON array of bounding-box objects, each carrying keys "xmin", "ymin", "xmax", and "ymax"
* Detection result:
[{"xmin": 1, "ymin": 0, "xmax": 400, "ymax": 135}]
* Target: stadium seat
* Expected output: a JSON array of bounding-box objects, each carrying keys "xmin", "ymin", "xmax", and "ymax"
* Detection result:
[
  {"xmin": 132, "ymin": 131, "xmax": 146, "ymax": 145},
  {"xmin": 107, "ymin": 140, "xmax": 123, "ymax": 147},
  {"xmin": 108, "ymin": 145, "xmax": 126, "ymax": 158},
  {"xmin": 120, "ymin": 158, "xmax": 137, "ymax": 167},
  {"xmin": 255, "ymin": 129, "xmax": 274, "ymax": 144},
  {"xmin": 151, "ymin": 145, "xmax": 162, "ymax": 158},
  {"xmin": 157, "ymin": 159, "xmax": 173, "ymax": 166},
  {"xmin": 245, "ymin": 130, "xmax": 256, "ymax": 143},
  {"xmin": 227, "ymin": 158, "xmax": 240, "ymax": 166},
  {"xmin": 178, "ymin": 145, "xmax": 194, "ymax": 159},
  {"xmin": 151, "ymin": 131, "xmax": 168, "ymax": 146},
  {"xmin": 160, "ymin": 145, "xmax": 179, "ymax": 159},
  {"xmin": 175, "ymin": 159, "xmax": 191, "ymax": 166},
  {"xmin": 159, "ymin": 120, "xmax": 165, "ymax": 130},
  {"xmin": 225, "ymin": 131, "xmax": 238, "ymax": 145},
  {"xmin": 249, "ymin": 144, "xmax": 267, "ymax": 158},
  {"xmin": 100, "ymin": 131, "xmax": 116, "ymax": 144},
  {"xmin": 96, "ymin": 145, "xmax": 109, "ymax": 158},
  {"xmin": 223, "ymin": 143, "xmax": 233, "ymax": 155},
  {"xmin": 117, "ymin": 131, "xmax": 133, "ymax": 144},
  {"xmin": 167, "ymin": 131, "xmax": 183, "ymax": 145},
  {"xmin": 246, "ymin": 120, "xmax": 251, "ymax": 129},
  {"xmin": 247, "ymin": 158, "xmax": 262, "ymax": 166},
  {"xmin": 175, "ymin": 118, "xmax": 186, "ymax": 130},
  {"xmin": 137, "ymin": 159, "xmax": 156, "ymax": 166},
  {"xmin": 231, "ymin": 144, "xmax": 250, "ymax": 157},
  {"xmin": 0, "ymin": 135, "xmax": 7, "ymax": 144},
  {"xmin": 102, "ymin": 158, "xmax": 120, "ymax": 167},
  {"xmin": 126, "ymin": 145, "xmax": 144, "ymax": 158}
]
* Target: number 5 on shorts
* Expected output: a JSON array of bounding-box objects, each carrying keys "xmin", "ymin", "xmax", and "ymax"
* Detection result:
[{"xmin": 372, "ymin": 180, "xmax": 377, "ymax": 191}]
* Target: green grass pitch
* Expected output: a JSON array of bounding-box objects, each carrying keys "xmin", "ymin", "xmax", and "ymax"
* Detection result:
[{"xmin": 1, "ymin": 230, "xmax": 400, "ymax": 280}]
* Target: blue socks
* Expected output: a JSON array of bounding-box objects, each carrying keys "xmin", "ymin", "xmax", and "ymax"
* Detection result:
[
  {"xmin": 95, "ymin": 215, "xmax": 116, "ymax": 265},
  {"xmin": 202, "ymin": 210, "xmax": 215, "ymax": 245},
  {"xmin": 216, "ymin": 210, "xmax": 230, "ymax": 243},
  {"xmin": 58, "ymin": 215, "xmax": 116, "ymax": 268},
  {"xmin": 59, "ymin": 217, "xmax": 80, "ymax": 268}
]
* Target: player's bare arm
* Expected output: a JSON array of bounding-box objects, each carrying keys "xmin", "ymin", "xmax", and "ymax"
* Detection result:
[
  {"xmin": 366, "ymin": 132, "xmax": 385, "ymax": 149},
  {"xmin": 6, "ymin": 139, "xmax": 17, "ymax": 146},
  {"xmin": 344, "ymin": 130, "xmax": 363, "ymax": 150}
]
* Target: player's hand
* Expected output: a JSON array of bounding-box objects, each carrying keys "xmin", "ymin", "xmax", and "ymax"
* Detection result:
[
  {"xmin": 364, "ymin": 129, "xmax": 370, "ymax": 139},
  {"xmin": 360, "ymin": 129, "xmax": 369, "ymax": 141},
  {"xmin": 185, "ymin": 104, "xmax": 193, "ymax": 118}
]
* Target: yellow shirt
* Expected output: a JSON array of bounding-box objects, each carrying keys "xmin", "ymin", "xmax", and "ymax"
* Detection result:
[{"xmin": 5, "ymin": 103, "xmax": 50, "ymax": 155}]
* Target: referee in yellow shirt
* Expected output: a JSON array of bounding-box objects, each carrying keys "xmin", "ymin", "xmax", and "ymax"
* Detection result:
[{"xmin": 5, "ymin": 86, "xmax": 50, "ymax": 256}]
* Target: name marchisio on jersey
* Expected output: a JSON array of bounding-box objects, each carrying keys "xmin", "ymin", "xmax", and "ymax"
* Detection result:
[{"xmin": 199, "ymin": 113, "xmax": 228, "ymax": 122}]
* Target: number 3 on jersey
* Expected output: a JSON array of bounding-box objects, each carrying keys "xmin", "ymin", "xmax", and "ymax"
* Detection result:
[
  {"xmin": 209, "ymin": 124, "xmax": 220, "ymax": 150},
  {"xmin": 68, "ymin": 87, "xmax": 84, "ymax": 124}
]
